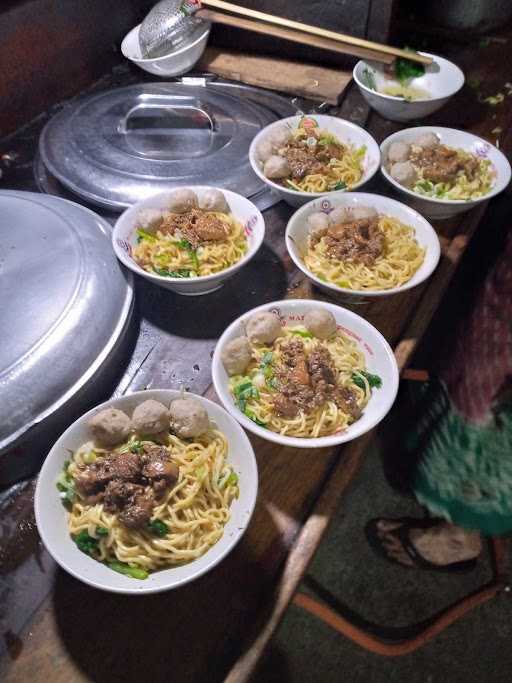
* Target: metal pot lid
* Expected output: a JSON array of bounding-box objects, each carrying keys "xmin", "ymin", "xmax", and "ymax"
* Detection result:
[
  {"xmin": 0, "ymin": 191, "xmax": 133, "ymax": 451},
  {"xmin": 39, "ymin": 81, "xmax": 298, "ymax": 210}
]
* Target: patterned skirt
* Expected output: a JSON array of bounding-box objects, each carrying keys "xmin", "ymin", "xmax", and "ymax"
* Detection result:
[{"xmin": 406, "ymin": 226, "xmax": 512, "ymax": 535}]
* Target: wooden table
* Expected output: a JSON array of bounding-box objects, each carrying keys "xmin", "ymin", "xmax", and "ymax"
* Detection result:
[{"xmin": 1, "ymin": 30, "xmax": 511, "ymax": 683}]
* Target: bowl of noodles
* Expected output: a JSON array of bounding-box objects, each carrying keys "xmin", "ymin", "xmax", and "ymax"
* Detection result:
[
  {"xmin": 113, "ymin": 187, "xmax": 265, "ymax": 295},
  {"xmin": 248, "ymin": 115, "xmax": 380, "ymax": 208},
  {"xmin": 381, "ymin": 127, "xmax": 511, "ymax": 219},
  {"xmin": 34, "ymin": 389, "xmax": 258, "ymax": 594},
  {"xmin": 286, "ymin": 193, "xmax": 440, "ymax": 299},
  {"xmin": 212, "ymin": 300, "xmax": 399, "ymax": 449}
]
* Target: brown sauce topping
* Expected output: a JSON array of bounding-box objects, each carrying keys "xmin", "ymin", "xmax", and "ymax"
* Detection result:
[
  {"xmin": 272, "ymin": 339, "xmax": 361, "ymax": 421},
  {"xmin": 160, "ymin": 209, "xmax": 230, "ymax": 248},
  {"xmin": 325, "ymin": 217, "xmax": 384, "ymax": 267},
  {"xmin": 74, "ymin": 445, "xmax": 179, "ymax": 529},
  {"xmin": 411, "ymin": 144, "xmax": 479, "ymax": 184},
  {"xmin": 278, "ymin": 137, "xmax": 346, "ymax": 181}
]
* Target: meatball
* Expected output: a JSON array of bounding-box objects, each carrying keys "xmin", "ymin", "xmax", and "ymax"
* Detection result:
[
  {"xmin": 137, "ymin": 208, "xmax": 165, "ymax": 231},
  {"xmin": 132, "ymin": 400, "xmax": 169, "ymax": 435},
  {"xmin": 304, "ymin": 309, "xmax": 337, "ymax": 340},
  {"xmin": 387, "ymin": 141, "xmax": 411, "ymax": 164},
  {"xmin": 390, "ymin": 161, "xmax": 418, "ymax": 187},
  {"xmin": 413, "ymin": 132, "xmax": 438, "ymax": 148},
  {"xmin": 328, "ymin": 207, "xmax": 351, "ymax": 225},
  {"xmin": 263, "ymin": 155, "xmax": 291, "ymax": 180},
  {"xmin": 221, "ymin": 336, "xmax": 252, "ymax": 376},
  {"xmin": 246, "ymin": 312, "xmax": 282, "ymax": 345},
  {"xmin": 270, "ymin": 127, "xmax": 292, "ymax": 149},
  {"xmin": 350, "ymin": 206, "xmax": 378, "ymax": 221},
  {"xmin": 88, "ymin": 408, "xmax": 131, "ymax": 447},
  {"xmin": 307, "ymin": 212, "xmax": 329, "ymax": 237},
  {"xmin": 199, "ymin": 189, "xmax": 229, "ymax": 213},
  {"xmin": 168, "ymin": 189, "xmax": 199, "ymax": 213},
  {"xmin": 257, "ymin": 138, "xmax": 274, "ymax": 163},
  {"xmin": 169, "ymin": 397, "xmax": 209, "ymax": 439}
]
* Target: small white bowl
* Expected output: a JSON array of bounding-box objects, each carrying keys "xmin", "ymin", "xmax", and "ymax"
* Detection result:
[
  {"xmin": 353, "ymin": 52, "xmax": 464, "ymax": 122},
  {"xmin": 34, "ymin": 389, "xmax": 258, "ymax": 594},
  {"xmin": 121, "ymin": 23, "xmax": 211, "ymax": 77},
  {"xmin": 380, "ymin": 126, "xmax": 512, "ymax": 220},
  {"xmin": 212, "ymin": 299, "xmax": 399, "ymax": 449},
  {"xmin": 113, "ymin": 187, "xmax": 265, "ymax": 296},
  {"xmin": 286, "ymin": 192, "xmax": 441, "ymax": 299},
  {"xmin": 248, "ymin": 115, "xmax": 381, "ymax": 208}
]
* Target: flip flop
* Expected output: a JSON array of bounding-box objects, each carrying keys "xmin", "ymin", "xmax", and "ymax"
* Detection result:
[{"xmin": 364, "ymin": 517, "xmax": 477, "ymax": 574}]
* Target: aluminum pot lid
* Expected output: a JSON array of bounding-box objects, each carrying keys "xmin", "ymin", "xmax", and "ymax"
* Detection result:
[
  {"xmin": 39, "ymin": 81, "xmax": 298, "ymax": 210},
  {"xmin": 0, "ymin": 191, "xmax": 133, "ymax": 451}
]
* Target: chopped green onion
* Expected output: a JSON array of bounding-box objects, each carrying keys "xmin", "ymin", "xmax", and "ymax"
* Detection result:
[
  {"xmin": 226, "ymin": 471, "xmax": 239, "ymax": 486},
  {"xmin": 260, "ymin": 351, "xmax": 273, "ymax": 366},
  {"xmin": 333, "ymin": 181, "xmax": 347, "ymax": 191},
  {"xmin": 147, "ymin": 519, "xmax": 169, "ymax": 537},
  {"xmin": 290, "ymin": 329, "xmax": 313, "ymax": 339},
  {"xmin": 108, "ymin": 561, "xmax": 148, "ymax": 580},
  {"xmin": 96, "ymin": 526, "xmax": 109, "ymax": 537},
  {"xmin": 153, "ymin": 267, "xmax": 192, "ymax": 278},
  {"xmin": 74, "ymin": 530, "xmax": 99, "ymax": 556},
  {"xmin": 130, "ymin": 440, "xmax": 144, "ymax": 454},
  {"xmin": 136, "ymin": 228, "xmax": 157, "ymax": 243},
  {"xmin": 83, "ymin": 450, "xmax": 97, "ymax": 464},
  {"xmin": 266, "ymin": 376, "xmax": 279, "ymax": 391}
]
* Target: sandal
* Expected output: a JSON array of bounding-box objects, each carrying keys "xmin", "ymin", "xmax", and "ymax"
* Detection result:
[{"xmin": 364, "ymin": 517, "xmax": 477, "ymax": 574}]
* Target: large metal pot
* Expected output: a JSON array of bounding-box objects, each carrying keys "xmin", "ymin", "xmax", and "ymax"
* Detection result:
[{"xmin": 421, "ymin": 0, "xmax": 512, "ymax": 33}]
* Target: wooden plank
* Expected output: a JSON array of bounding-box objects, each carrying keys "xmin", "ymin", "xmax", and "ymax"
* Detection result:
[{"xmin": 198, "ymin": 48, "xmax": 352, "ymax": 104}]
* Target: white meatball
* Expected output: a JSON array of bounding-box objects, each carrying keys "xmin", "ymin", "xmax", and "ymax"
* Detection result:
[
  {"xmin": 199, "ymin": 189, "xmax": 229, "ymax": 213},
  {"xmin": 168, "ymin": 189, "xmax": 198, "ymax": 213},
  {"xmin": 304, "ymin": 309, "xmax": 337, "ymax": 339},
  {"xmin": 413, "ymin": 132, "xmax": 438, "ymax": 148},
  {"xmin": 270, "ymin": 127, "xmax": 292, "ymax": 149},
  {"xmin": 257, "ymin": 138, "xmax": 274, "ymax": 163},
  {"xmin": 221, "ymin": 336, "xmax": 252, "ymax": 376},
  {"xmin": 137, "ymin": 208, "xmax": 165, "ymax": 231},
  {"xmin": 350, "ymin": 206, "xmax": 378, "ymax": 221},
  {"xmin": 307, "ymin": 212, "xmax": 329, "ymax": 237},
  {"xmin": 169, "ymin": 398, "xmax": 209, "ymax": 439},
  {"xmin": 246, "ymin": 312, "xmax": 282, "ymax": 344},
  {"xmin": 263, "ymin": 155, "xmax": 291, "ymax": 180},
  {"xmin": 390, "ymin": 161, "xmax": 418, "ymax": 187},
  {"xmin": 132, "ymin": 399, "xmax": 169, "ymax": 435},
  {"xmin": 89, "ymin": 408, "xmax": 131, "ymax": 447},
  {"xmin": 328, "ymin": 207, "xmax": 351, "ymax": 225},
  {"xmin": 387, "ymin": 141, "xmax": 411, "ymax": 164}
]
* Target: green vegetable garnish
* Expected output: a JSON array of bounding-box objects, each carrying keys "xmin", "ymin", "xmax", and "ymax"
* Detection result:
[
  {"xmin": 96, "ymin": 527, "xmax": 109, "ymax": 537},
  {"xmin": 74, "ymin": 530, "xmax": 99, "ymax": 556},
  {"xmin": 394, "ymin": 49, "xmax": 425, "ymax": 85},
  {"xmin": 176, "ymin": 238, "xmax": 193, "ymax": 250},
  {"xmin": 56, "ymin": 461, "xmax": 76, "ymax": 507},
  {"xmin": 226, "ymin": 471, "xmax": 239, "ymax": 487},
  {"xmin": 362, "ymin": 67, "xmax": 377, "ymax": 91},
  {"xmin": 234, "ymin": 380, "xmax": 259, "ymax": 401},
  {"xmin": 130, "ymin": 440, "xmax": 144, "ymax": 454},
  {"xmin": 147, "ymin": 519, "xmax": 169, "ymax": 537},
  {"xmin": 333, "ymin": 181, "xmax": 347, "ymax": 191},
  {"xmin": 136, "ymin": 228, "xmax": 157, "ymax": 243},
  {"xmin": 83, "ymin": 450, "xmax": 97, "ymax": 464},
  {"xmin": 175, "ymin": 238, "xmax": 200, "ymax": 270},
  {"xmin": 266, "ymin": 377, "xmax": 279, "ymax": 391},
  {"xmin": 195, "ymin": 465, "xmax": 208, "ymax": 480},
  {"xmin": 245, "ymin": 410, "xmax": 267, "ymax": 427},
  {"xmin": 352, "ymin": 370, "xmax": 383, "ymax": 389},
  {"xmin": 290, "ymin": 329, "xmax": 313, "ymax": 339},
  {"xmin": 153, "ymin": 267, "xmax": 192, "ymax": 278},
  {"xmin": 260, "ymin": 352, "xmax": 273, "ymax": 366},
  {"xmin": 108, "ymin": 561, "xmax": 149, "ymax": 580}
]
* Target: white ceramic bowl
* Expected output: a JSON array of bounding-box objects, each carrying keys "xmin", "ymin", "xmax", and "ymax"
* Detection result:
[
  {"xmin": 34, "ymin": 389, "xmax": 258, "ymax": 594},
  {"xmin": 113, "ymin": 187, "xmax": 265, "ymax": 295},
  {"xmin": 380, "ymin": 126, "xmax": 512, "ymax": 220},
  {"xmin": 212, "ymin": 299, "xmax": 399, "ymax": 449},
  {"xmin": 121, "ymin": 23, "xmax": 211, "ymax": 77},
  {"xmin": 286, "ymin": 192, "xmax": 441, "ymax": 299},
  {"xmin": 248, "ymin": 115, "xmax": 381, "ymax": 208},
  {"xmin": 353, "ymin": 52, "xmax": 464, "ymax": 122}
]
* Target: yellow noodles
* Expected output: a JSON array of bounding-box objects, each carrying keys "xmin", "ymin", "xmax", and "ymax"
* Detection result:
[
  {"xmin": 305, "ymin": 215, "xmax": 425, "ymax": 291},
  {"xmin": 133, "ymin": 212, "xmax": 247, "ymax": 277},
  {"xmin": 229, "ymin": 327, "xmax": 372, "ymax": 438},
  {"xmin": 66, "ymin": 430, "xmax": 238, "ymax": 571}
]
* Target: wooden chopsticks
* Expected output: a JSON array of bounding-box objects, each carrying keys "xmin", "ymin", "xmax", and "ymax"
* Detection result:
[
  {"xmin": 197, "ymin": 9, "xmax": 395, "ymax": 64},
  {"xmin": 200, "ymin": 0, "xmax": 433, "ymax": 66}
]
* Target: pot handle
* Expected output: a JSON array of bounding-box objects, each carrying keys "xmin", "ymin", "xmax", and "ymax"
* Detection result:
[{"xmin": 118, "ymin": 99, "xmax": 216, "ymax": 134}]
